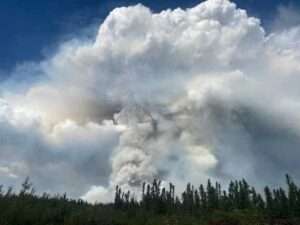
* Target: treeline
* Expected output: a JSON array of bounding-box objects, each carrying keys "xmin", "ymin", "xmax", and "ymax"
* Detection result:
[
  {"xmin": 115, "ymin": 175, "xmax": 300, "ymax": 224},
  {"xmin": 1, "ymin": 176, "xmax": 300, "ymax": 225}
]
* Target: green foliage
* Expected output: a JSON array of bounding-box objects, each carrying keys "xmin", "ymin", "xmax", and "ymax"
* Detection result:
[{"xmin": 1, "ymin": 175, "xmax": 300, "ymax": 225}]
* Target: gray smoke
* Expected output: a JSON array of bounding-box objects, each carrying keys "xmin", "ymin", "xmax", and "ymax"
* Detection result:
[{"xmin": 0, "ymin": 0, "xmax": 300, "ymax": 202}]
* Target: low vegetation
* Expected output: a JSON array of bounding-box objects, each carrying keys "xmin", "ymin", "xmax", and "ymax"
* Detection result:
[{"xmin": 1, "ymin": 175, "xmax": 300, "ymax": 225}]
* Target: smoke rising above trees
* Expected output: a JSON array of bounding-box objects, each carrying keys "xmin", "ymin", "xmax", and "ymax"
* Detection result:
[{"xmin": 1, "ymin": 0, "xmax": 300, "ymax": 202}]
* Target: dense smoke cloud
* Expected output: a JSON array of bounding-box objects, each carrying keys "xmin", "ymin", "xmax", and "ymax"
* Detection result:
[{"xmin": 1, "ymin": 0, "xmax": 300, "ymax": 202}]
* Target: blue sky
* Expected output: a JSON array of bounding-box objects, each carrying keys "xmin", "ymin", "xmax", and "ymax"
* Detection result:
[{"xmin": 0, "ymin": 0, "xmax": 299, "ymax": 74}]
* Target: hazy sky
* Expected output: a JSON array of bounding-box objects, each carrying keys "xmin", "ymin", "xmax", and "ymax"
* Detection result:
[{"xmin": 1, "ymin": 0, "xmax": 300, "ymax": 203}]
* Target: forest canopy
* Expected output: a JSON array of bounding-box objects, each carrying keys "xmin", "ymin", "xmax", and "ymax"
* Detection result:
[{"xmin": 1, "ymin": 175, "xmax": 300, "ymax": 225}]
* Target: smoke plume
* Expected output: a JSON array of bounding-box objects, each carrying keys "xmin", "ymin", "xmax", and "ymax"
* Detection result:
[{"xmin": 1, "ymin": 0, "xmax": 300, "ymax": 202}]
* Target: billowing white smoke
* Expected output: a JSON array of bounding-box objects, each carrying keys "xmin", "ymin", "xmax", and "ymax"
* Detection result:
[{"xmin": 1, "ymin": 0, "xmax": 300, "ymax": 202}]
